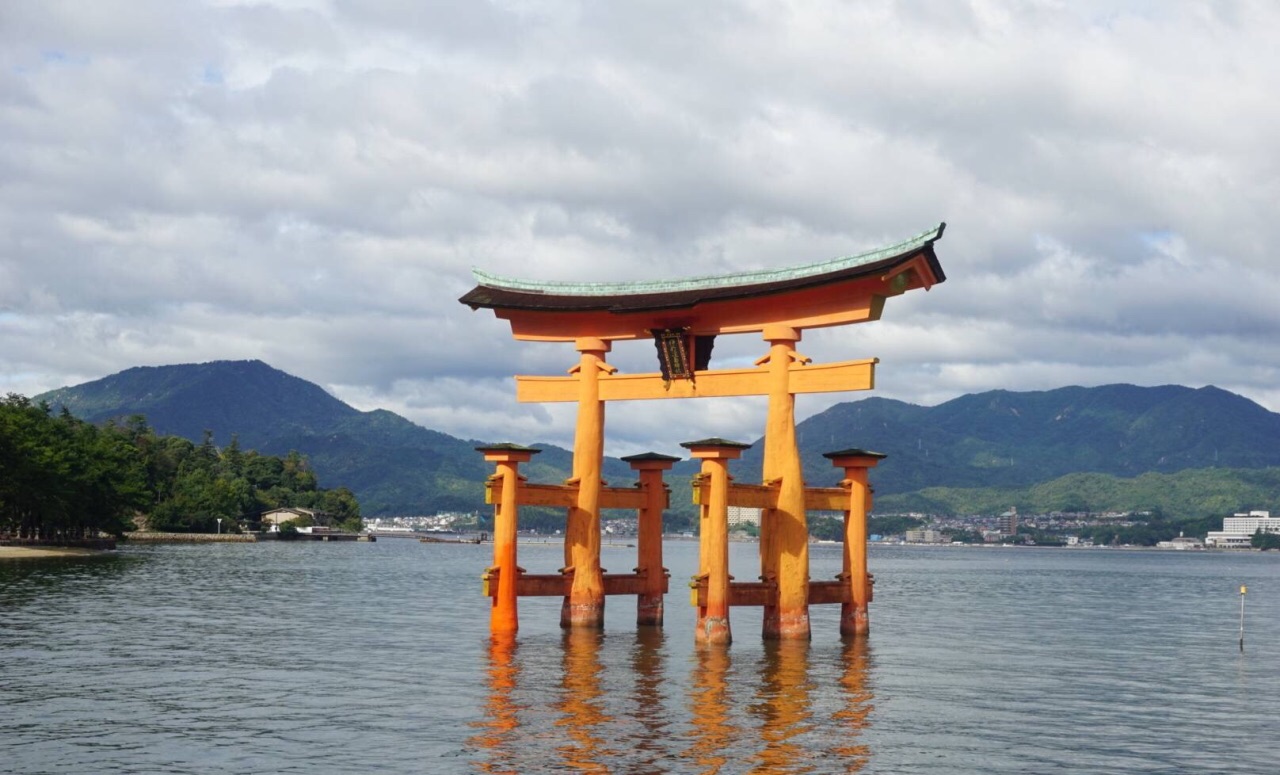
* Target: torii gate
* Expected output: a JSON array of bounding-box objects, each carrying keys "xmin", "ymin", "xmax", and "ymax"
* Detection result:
[{"xmin": 461, "ymin": 224, "xmax": 947, "ymax": 642}]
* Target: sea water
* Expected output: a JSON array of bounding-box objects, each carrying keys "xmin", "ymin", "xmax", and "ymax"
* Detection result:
[{"xmin": 2, "ymin": 539, "xmax": 1277, "ymax": 773}]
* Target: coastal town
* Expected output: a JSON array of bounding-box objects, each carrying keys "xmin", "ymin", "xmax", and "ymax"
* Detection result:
[{"xmin": 356, "ymin": 508, "xmax": 1280, "ymax": 551}]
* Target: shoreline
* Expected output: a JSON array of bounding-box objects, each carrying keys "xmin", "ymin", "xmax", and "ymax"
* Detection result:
[{"xmin": 0, "ymin": 546, "xmax": 108, "ymax": 559}]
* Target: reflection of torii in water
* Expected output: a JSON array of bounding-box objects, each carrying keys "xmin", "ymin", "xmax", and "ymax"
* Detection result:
[{"xmin": 461, "ymin": 223, "xmax": 948, "ymax": 642}]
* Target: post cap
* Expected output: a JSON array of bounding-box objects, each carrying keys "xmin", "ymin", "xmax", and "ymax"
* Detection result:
[
  {"xmin": 680, "ymin": 438, "xmax": 751, "ymax": 460},
  {"xmin": 475, "ymin": 442, "xmax": 542, "ymax": 462},
  {"xmin": 680, "ymin": 437, "xmax": 752, "ymax": 450},
  {"xmin": 824, "ymin": 448, "xmax": 887, "ymax": 467},
  {"xmin": 823, "ymin": 447, "xmax": 886, "ymax": 459},
  {"xmin": 621, "ymin": 451, "xmax": 682, "ymax": 470}
]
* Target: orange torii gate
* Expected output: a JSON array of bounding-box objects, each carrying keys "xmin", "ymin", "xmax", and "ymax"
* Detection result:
[{"xmin": 461, "ymin": 224, "xmax": 947, "ymax": 641}]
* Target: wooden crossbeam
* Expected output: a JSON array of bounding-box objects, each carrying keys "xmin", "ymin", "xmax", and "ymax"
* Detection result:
[
  {"xmin": 803, "ymin": 487, "xmax": 850, "ymax": 512},
  {"xmin": 691, "ymin": 482, "xmax": 849, "ymax": 512},
  {"xmin": 728, "ymin": 581, "xmax": 775, "ymax": 607},
  {"xmin": 689, "ymin": 578, "xmax": 773, "ymax": 607},
  {"xmin": 516, "ymin": 358, "xmax": 877, "ymax": 403},
  {"xmin": 807, "ymin": 580, "xmax": 850, "ymax": 605},
  {"xmin": 687, "ymin": 578, "xmax": 862, "ymax": 607},
  {"xmin": 484, "ymin": 572, "xmax": 668, "ymax": 598},
  {"xmin": 689, "ymin": 482, "xmax": 777, "ymax": 509},
  {"xmin": 484, "ymin": 481, "xmax": 656, "ymax": 510}
]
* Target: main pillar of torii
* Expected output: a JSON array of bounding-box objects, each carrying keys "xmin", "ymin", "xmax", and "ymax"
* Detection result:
[{"xmin": 460, "ymin": 224, "xmax": 947, "ymax": 638}]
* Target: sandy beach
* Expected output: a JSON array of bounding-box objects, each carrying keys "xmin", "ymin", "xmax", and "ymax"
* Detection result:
[{"xmin": 0, "ymin": 546, "xmax": 105, "ymax": 559}]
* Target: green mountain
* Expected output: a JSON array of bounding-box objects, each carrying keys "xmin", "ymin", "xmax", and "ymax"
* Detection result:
[
  {"xmin": 37, "ymin": 361, "xmax": 1280, "ymax": 521},
  {"xmin": 873, "ymin": 467, "xmax": 1280, "ymax": 521},
  {"xmin": 36, "ymin": 360, "xmax": 653, "ymax": 516},
  {"xmin": 37, "ymin": 360, "xmax": 591, "ymax": 515},
  {"xmin": 757, "ymin": 384, "xmax": 1280, "ymax": 496},
  {"xmin": 38, "ymin": 360, "xmax": 359, "ymax": 452}
]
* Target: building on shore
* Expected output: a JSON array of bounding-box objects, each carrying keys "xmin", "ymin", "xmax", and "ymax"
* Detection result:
[
  {"xmin": 998, "ymin": 507, "xmax": 1018, "ymax": 536},
  {"xmin": 1156, "ymin": 532, "xmax": 1205, "ymax": 550},
  {"xmin": 262, "ymin": 507, "xmax": 324, "ymax": 532},
  {"xmin": 905, "ymin": 528, "xmax": 944, "ymax": 544},
  {"xmin": 728, "ymin": 505, "xmax": 761, "ymax": 529},
  {"xmin": 1205, "ymin": 510, "xmax": 1278, "ymax": 548}
]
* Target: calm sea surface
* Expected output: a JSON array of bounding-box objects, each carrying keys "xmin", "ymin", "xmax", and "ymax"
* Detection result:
[{"xmin": 3, "ymin": 539, "xmax": 1278, "ymax": 774}]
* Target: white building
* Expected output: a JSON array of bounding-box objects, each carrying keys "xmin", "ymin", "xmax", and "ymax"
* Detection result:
[
  {"xmin": 728, "ymin": 506, "xmax": 761, "ymax": 528},
  {"xmin": 1205, "ymin": 510, "xmax": 1279, "ymax": 548},
  {"xmin": 1156, "ymin": 533, "xmax": 1205, "ymax": 550},
  {"xmin": 905, "ymin": 528, "xmax": 944, "ymax": 544},
  {"xmin": 262, "ymin": 507, "xmax": 320, "ymax": 532}
]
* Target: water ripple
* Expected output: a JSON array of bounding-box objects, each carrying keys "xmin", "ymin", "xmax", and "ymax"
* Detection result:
[{"xmin": 3, "ymin": 542, "xmax": 1279, "ymax": 773}]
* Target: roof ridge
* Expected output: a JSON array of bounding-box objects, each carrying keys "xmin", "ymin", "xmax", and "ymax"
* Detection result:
[{"xmin": 471, "ymin": 223, "xmax": 945, "ymax": 297}]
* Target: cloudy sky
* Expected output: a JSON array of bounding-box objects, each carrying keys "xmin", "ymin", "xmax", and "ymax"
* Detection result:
[{"xmin": 3, "ymin": 1, "xmax": 1279, "ymax": 456}]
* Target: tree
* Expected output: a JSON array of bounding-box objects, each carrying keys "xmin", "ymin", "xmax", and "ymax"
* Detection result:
[
  {"xmin": 870, "ymin": 515, "xmax": 925, "ymax": 536},
  {"xmin": 945, "ymin": 528, "xmax": 984, "ymax": 544},
  {"xmin": 281, "ymin": 450, "xmax": 317, "ymax": 491},
  {"xmin": 0, "ymin": 395, "xmax": 145, "ymax": 540},
  {"xmin": 1252, "ymin": 529, "xmax": 1280, "ymax": 551},
  {"xmin": 2, "ymin": 395, "xmax": 359, "ymax": 538},
  {"xmin": 317, "ymin": 487, "xmax": 362, "ymax": 532},
  {"xmin": 809, "ymin": 516, "xmax": 844, "ymax": 541}
]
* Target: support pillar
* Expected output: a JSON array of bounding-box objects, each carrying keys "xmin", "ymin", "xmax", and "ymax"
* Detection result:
[
  {"xmin": 824, "ymin": 448, "xmax": 885, "ymax": 638},
  {"xmin": 682, "ymin": 438, "xmax": 749, "ymax": 645},
  {"xmin": 477, "ymin": 444, "xmax": 540, "ymax": 636},
  {"xmin": 562, "ymin": 337, "xmax": 615, "ymax": 629},
  {"xmin": 759, "ymin": 325, "xmax": 811, "ymax": 640},
  {"xmin": 623, "ymin": 452, "xmax": 680, "ymax": 626}
]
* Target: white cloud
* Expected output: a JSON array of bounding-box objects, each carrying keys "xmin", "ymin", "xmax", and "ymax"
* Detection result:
[{"xmin": 3, "ymin": 0, "xmax": 1280, "ymax": 456}]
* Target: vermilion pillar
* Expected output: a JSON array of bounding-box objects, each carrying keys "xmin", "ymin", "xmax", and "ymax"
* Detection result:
[
  {"xmin": 623, "ymin": 452, "xmax": 680, "ymax": 626},
  {"xmin": 683, "ymin": 438, "xmax": 749, "ymax": 645},
  {"xmin": 759, "ymin": 325, "xmax": 811, "ymax": 640},
  {"xmin": 477, "ymin": 443, "xmax": 540, "ymax": 636},
  {"xmin": 563, "ymin": 337, "xmax": 614, "ymax": 629},
  {"xmin": 824, "ymin": 448, "xmax": 885, "ymax": 637}
]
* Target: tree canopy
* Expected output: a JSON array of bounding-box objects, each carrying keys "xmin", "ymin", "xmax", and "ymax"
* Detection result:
[
  {"xmin": 1, "ymin": 394, "xmax": 361, "ymax": 541},
  {"xmin": 1251, "ymin": 529, "xmax": 1280, "ymax": 551}
]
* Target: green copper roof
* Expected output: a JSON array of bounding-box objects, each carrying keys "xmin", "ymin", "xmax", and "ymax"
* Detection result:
[
  {"xmin": 471, "ymin": 223, "xmax": 945, "ymax": 297},
  {"xmin": 474, "ymin": 442, "xmax": 541, "ymax": 454},
  {"xmin": 680, "ymin": 437, "xmax": 753, "ymax": 450}
]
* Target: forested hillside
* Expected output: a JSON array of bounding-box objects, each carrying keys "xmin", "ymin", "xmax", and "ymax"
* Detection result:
[
  {"xmin": 874, "ymin": 467, "xmax": 1280, "ymax": 520},
  {"xmin": 745, "ymin": 384, "xmax": 1280, "ymax": 494},
  {"xmin": 1, "ymin": 394, "xmax": 359, "ymax": 540},
  {"xmin": 36, "ymin": 361, "xmax": 1280, "ymax": 522},
  {"xmin": 38, "ymin": 360, "xmax": 633, "ymax": 515}
]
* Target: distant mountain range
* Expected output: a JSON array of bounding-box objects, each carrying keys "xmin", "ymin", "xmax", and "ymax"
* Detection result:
[
  {"xmin": 36, "ymin": 360, "xmax": 1280, "ymax": 519},
  {"xmin": 773, "ymin": 383, "xmax": 1280, "ymax": 490},
  {"xmin": 35, "ymin": 360, "xmax": 633, "ymax": 515}
]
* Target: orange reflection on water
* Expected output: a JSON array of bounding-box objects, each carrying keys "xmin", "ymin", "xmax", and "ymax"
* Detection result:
[
  {"xmin": 470, "ymin": 634, "xmax": 522, "ymax": 775},
  {"xmin": 686, "ymin": 645, "xmax": 737, "ymax": 773},
  {"xmin": 472, "ymin": 628, "xmax": 873, "ymax": 774},
  {"xmin": 555, "ymin": 629, "xmax": 614, "ymax": 772},
  {"xmin": 832, "ymin": 637, "xmax": 873, "ymax": 768},
  {"xmin": 748, "ymin": 640, "xmax": 813, "ymax": 774},
  {"xmin": 745, "ymin": 638, "xmax": 874, "ymax": 774},
  {"xmin": 628, "ymin": 626, "xmax": 672, "ymax": 767}
]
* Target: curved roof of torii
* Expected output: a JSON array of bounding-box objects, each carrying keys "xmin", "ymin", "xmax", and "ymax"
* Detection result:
[
  {"xmin": 459, "ymin": 223, "xmax": 946, "ymax": 341},
  {"xmin": 461, "ymin": 223, "xmax": 945, "ymax": 312}
]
